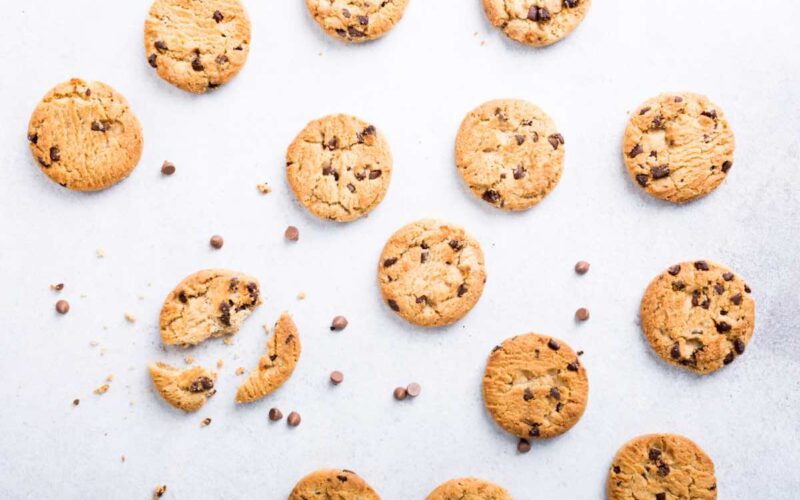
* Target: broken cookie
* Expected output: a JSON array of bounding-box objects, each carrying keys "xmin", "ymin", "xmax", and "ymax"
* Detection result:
[{"xmin": 149, "ymin": 362, "xmax": 217, "ymax": 412}]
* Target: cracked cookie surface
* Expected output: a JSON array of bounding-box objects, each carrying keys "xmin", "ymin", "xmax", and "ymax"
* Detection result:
[
  {"xmin": 27, "ymin": 78, "xmax": 143, "ymax": 191},
  {"xmin": 623, "ymin": 93, "xmax": 735, "ymax": 203},
  {"xmin": 148, "ymin": 362, "xmax": 217, "ymax": 412},
  {"xmin": 160, "ymin": 269, "xmax": 262, "ymax": 346},
  {"xmin": 483, "ymin": 0, "xmax": 592, "ymax": 47},
  {"xmin": 456, "ymin": 99, "xmax": 564, "ymax": 211},
  {"xmin": 608, "ymin": 434, "xmax": 717, "ymax": 500},
  {"xmin": 378, "ymin": 219, "xmax": 486, "ymax": 327},
  {"xmin": 288, "ymin": 468, "xmax": 380, "ymax": 500},
  {"xmin": 144, "ymin": 0, "xmax": 251, "ymax": 93},
  {"xmin": 640, "ymin": 260, "xmax": 755, "ymax": 374},
  {"xmin": 426, "ymin": 477, "xmax": 511, "ymax": 500},
  {"xmin": 287, "ymin": 114, "xmax": 392, "ymax": 222},
  {"xmin": 306, "ymin": 0, "xmax": 409, "ymax": 43},
  {"xmin": 483, "ymin": 333, "xmax": 588, "ymax": 439}
]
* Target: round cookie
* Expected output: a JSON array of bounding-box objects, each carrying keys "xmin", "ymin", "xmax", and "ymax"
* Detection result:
[
  {"xmin": 426, "ymin": 478, "xmax": 511, "ymax": 500},
  {"xmin": 608, "ymin": 434, "xmax": 717, "ymax": 500},
  {"xmin": 623, "ymin": 92, "xmax": 735, "ymax": 203},
  {"xmin": 286, "ymin": 114, "xmax": 392, "ymax": 222},
  {"xmin": 640, "ymin": 260, "xmax": 755, "ymax": 374},
  {"xmin": 306, "ymin": 0, "xmax": 409, "ymax": 43},
  {"xmin": 288, "ymin": 469, "xmax": 380, "ymax": 500},
  {"xmin": 455, "ymin": 99, "xmax": 565, "ymax": 211},
  {"xmin": 27, "ymin": 78, "xmax": 143, "ymax": 191},
  {"xmin": 144, "ymin": 0, "xmax": 251, "ymax": 93},
  {"xmin": 482, "ymin": 0, "xmax": 592, "ymax": 47},
  {"xmin": 378, "ymin": 220, "xmax": 486, "ymax": 327},
  {"xmin": 483, "ymin": 333, "xmax": 588, "ymax": 439}
]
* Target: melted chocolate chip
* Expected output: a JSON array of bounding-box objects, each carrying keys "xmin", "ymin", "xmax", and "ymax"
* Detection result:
[
  {"xmin": 457, "ymin": 284, "xmax": 468, "ymax": 297},
  {"xmin": 547, "ymin": 339, "xmax": 560, "ymax": 351},
  {"xmin": 628, "ymin": 144, "xmax": 643, "ymax": 158},
  {"xmin": 483, "ymin": 190, "xmax": 501, "ymax": 203},
  {"xmin": 694, "ymin": 261, "xmax": 710, "ymax": 271},
  {"xmin": 369, "ymin": 170, "xmax": 382, "ymax": 180},
  {"xmin": 668, "ymin": 265, "xmax": 682, "ymax": 276},
  {"xmin": 651, "ymin": 165, "xmax": 670, "ymax": 179},
  {"xmin": 387, "ymin": 299, "xmax": 399, "ymax": 311},
  {"xmin": 734, "ymin": 338, "xmax": 746, "ymax": 354}
]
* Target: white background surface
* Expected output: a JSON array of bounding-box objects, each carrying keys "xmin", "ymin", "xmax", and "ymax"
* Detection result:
[{"xmin": 0, "ymin": 0, "xmax": 798, "ymax": 498}]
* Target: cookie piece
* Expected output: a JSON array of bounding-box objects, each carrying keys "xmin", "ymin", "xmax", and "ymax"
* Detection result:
[
  {"xmin": 236, "ymin": 312, "xmax": 301, "ymax": 403},
  {"xmin": 623, "ymin": 93, "xmax": 736, "ymax": 203},
  {"xmin": 148, "ymin": 362, "xmax": 217, "ymax": 412},
  {"xmin": 305, "ymin": 0, "xmax": 409, "ymax": 43},
  {"xmin": 286, "ymin": 114, "xmax": 392, "ymax": 222},
  {"xmin": 456, "ymin": 99, "xmax": 565, "ymax": 211},
  {"xmin": 27, "ymin": 78, "xmax": 143, "ymax": 191},
  {"xmin": 483, "ymin": 333, "xmax": 588, "ymax": 439},
  {"xmin": 640, "ymin": 260, "xmax": 755, "ymax": 374},
  {"xmin": 144, "ymin": 0, "xmax": 251, "ymax": 93},
  {"xmin": 608, "ymin": 434, "xmax": 717, "ymax": 500},
  {"xmin": 482, "ymin": 0, "xmax": 592, "ymax": 47},
  {"xmin": 426, "ymin": 478, "xmax": 511, "ymax": 500},
  {"xmin": 160, "ymin": 269, "xmax": 262, "ymax": 346},
  {"xmin": 288, "ymin": 469, "xmax": 380, "ymax": 500},
  {"xmin": 378, "ymin": 220, "xmax": 486, "ymax": 327}
]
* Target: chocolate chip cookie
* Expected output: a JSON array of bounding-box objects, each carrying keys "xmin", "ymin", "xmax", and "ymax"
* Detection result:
[
  {"xmin": 148, "ymin": 362, "xmax": 217, "ymax": 412},
  {"xmin": 456, "ymin": 99, "xmax": 565, "ymax": 211},
  {"xmin": 288, "ymin": 469, "xmax": 380, "ymax": 500},
  {"xmin": 623, "ymin": 93, "xmax": 735, "ymax": 203},
  {"xmin": 482, "ymin": 0, "xmax": 592, "ymax": 47},
  {"xmin": 378, "ymin": 219, "xmax": 486, "ymax": 327},
  {"xmin": 640, "ymin": 260, "xmax": 755, "ymax": 374},
  {"xmin": 426, "ymin": 478, "xmax": 511, "ymax": 500},
  {"xmin": 306, "ymin": 0, "xmax": 409, "ymax": 43}
]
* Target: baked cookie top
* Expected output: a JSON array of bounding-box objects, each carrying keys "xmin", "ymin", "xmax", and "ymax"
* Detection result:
[
  {"xmin": 378, "ymin": 219, "xmax": 486, "ymax": 327},
  {"xmin": 456, "ymin": 99, "xmax": 565, "ymax": 211},
  {"xmin": 623, "ymin": 93, "xmax": 735, "ymax": 203},
  {"xmin": 483, "ymin": 333, "xmax": 588, "ymax": 439},
  {"xmin": 148, "ymin": 362, "xmax": 217, "ymax": 412},
  {"xmin": 286, "ymin": 114, "xmax": 392, "ymax": 222},
  {"xmin": 482, "ymin": 0, "xmax": 592, "ymax": 47},
  {"xmin": 160, "ymin": 269, "xmax": 262, "ymax": 346},
  {"xmin": 608, "ymin": 434, "xmax": 717, "ymax": 500},
  {"xmin": 640, "ymin": 260, "xmax": 755, "ymax": 374},
  {"xmin": 288, "ymin": 468, "xmax": 380, "ymax": 500},
  {"xmin": 27, "ymin": 78, "xmax": 143, "ymax": 191},
  {"xmin": 426, "ymin": 477, "xmax": 511, "ymax": 500},
  {"xmin": 144, "ymin": 0, "xmax": 251, "ymax": 93},
  {"xmin": 306, "ymin": 0, "xmax": 409, "ymax": 43}
]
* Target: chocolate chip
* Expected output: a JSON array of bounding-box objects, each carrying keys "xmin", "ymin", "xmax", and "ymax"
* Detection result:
[
  {"xmin": 652, "ymin": 115, "xmax": 664, "ymax": 128},
  {"xmin": 639, "ymin": 107, "xmax": 651, "ymax": 115},
  {"xmin": 515, "ymin": 134, "xmax": 526, "ymax": 145},
  {"xmin": 527, "ymin": 5, "xmax": 539, "ymax": 21},
  {"xmin": 564, "ymin": 0, "xmax": 579, "ymax": 7},
  {"xmin": 330, "ymin": 371, "xmax": 344, "ymax": 385},
  {"xmin": 369, "ymin": 170, "xmax": 382, "ymax": 180},
  {"xmin": 668, "ymin": 265, "xmax": 681, "ymax": 276},
  {"xmin": 567, "ymin": 361, "xmax": 579, "ymax": 371},
  {"xmin": 538, "ymin": 7, "xmax": 552, "ymax": 21},
  {"xmin": 337, "ymin": 475, "xmax": 348, "ymax": 482},
  {"xmin": 406, "ymin": 383, "xmax": 421, "ymax": 397},
  {"xmin": 657, "ymin": 463, "xmax": 670, "ymax": 477},
  {"xmin": 575, "ymin": 261, "xmax": 590, "ymax": 275},
  {"xmin": 628, "ymin": 144, "xmax": 643, "ymax": 158},
  {"xmin": 213, "ymin": 10, "xmax": 224, "ymax": 22},
  {"xmin": 529, "ymin": 424, "xmax": 541, "ymax": 437},
  {"xmin": 178, "ymin": 291, "xmax": 187, "ymax": 303},
  {"xmin": 731, "ymin": 293, "xmax": 742, "ymax": 306},
  {"xmin": 347, "ymin": 26, "xmax": 366, "ymax": 38},
  {"xmin": 694, "ymin": 260, "xmax": 710, "ymax": 271},
  {"xmin": 209, "ymin": 235, "xmax": 224, "ymax": 249},
  {"xmin": 284, "ymin": 226, "xmax": 299, "ymax": 241},
  {"xmin": 575, "ymin": 307, "xmax": 590, "ymax": 321},
  {"xmin": 457, "ymin": 284, "xmax": 468, "ymax": 297},
  {"xmin": 192, "ymin": 57, "xmax": 204, "ymax": 72},
  {"xmin": 722, "ymin": 161, "xmax": 733, "ymax": 173},
  {"xmin": 449, "ymin": 240, "xmax": 463, "ymax": 251},
  {"xmin": 55, "ymin": 300, "xmax": 70, "ymax": 314},
  {"xmin": 148, "ymin": 54, "xmax": 157, "ymax": 68},
  {"xmin": 635, "ymin": 174, "xmax": 649, "ymax": 187},
  {"xmin": 651, "ymin": 165, "xmax": 670, "ymax": 179},
  {"xmin": 49, "ymin": 146, "xmax": 60, "ymax": 162},
  {"xmin": 547, "ymin": 339, "xmax": 560, "ymax": 351},
  {"xmin": 219, "ymin": 302, "xmax": 231, "ymax": 326},
  {"xmin": 517, "ymin": 439, "xmax": 532, "ymax": 453},
  {"xmin": 72, "ymin": 399, "xmax": 79, "ymax": 406},
  {"xmin": 701, "ymin": 110, "xmax": 718, "ymax": 120},
  {"xmin": 346, "ymin": 183, "xmax": 356, "ymax": 193},
  {"xmin": 482, "ymin": 190, "xmax": 501, "ymax": 203},
  {"xmin": 656, "ymin": 493, "xmax": 666, "ymax": 500},
  {"xmin": 53, "ymin": 283, "xmax": 64, "ymax": 291},
  {"xmin": 91, "ymin": 121, "xmax": 108, "ymax": 132},
  {"xmin": 549, "ymin": 387, "xmax": 561, "ymax": 400},
  {"xmin": 154, "ymin": 41, "xmax": 168, "ymax": 53},
  {"xmin": 330, "ymin": 315, "xmax": 348, "ymax": 331},
  {"xmin": 734, "ymin": 338, "xmax": 746, "ymax": 354},
  {"xmin": 416, "ymin": 295, "xmax": 427, "ymax": 304},
  {"xmin": 201, "ymin": 417, "xmax": 212, "ymax": 426},
  {"xmin": 268, "ymin": 408, "xmax": 283, "ymax": 421},
  {"xmin": 723, "ymin": 352, "xmax": 735, "ymax": 365},
  {"xmin": 548, "ymin": 134, "xmax": 563, "ymax": 150},
  {"xmin": 357, "ymin": 15, "xmax": 369, "ymax": 25},
  {"xmin": 190, "ymin": 377, "xmax": 214, "ymax": 392},
  {"xmin": 355, "ymin": 171, "xmax": 366, "ymax": 181},
  {"xmin": 649, "ymin": 448, "xmax": 662, "ymax": 461},
  {"xmin": 613, "ymin": 466, "xmax": 621, "ymax": 474},
  {"xmin": 523, "ymin": 388, "xmax": 534, "ymax": 401},
  {"xmin": 287, "ymin": 411, "xmax": 301, "ymax": 427},
  {"xmin": 357, "ymin": 125, "xmax": 376, "ymax": 143},
  {"xmin": 342, "ymin": 8, "xmax": 351, "ymax": 18},
  {"xmin": 420, "ymin": 251, "xmax": 429, "ymax": 263},
  {"xmin": 674, "ymin": 96, "xmax": 684, "ymax": 103},
  {"xmin": 744, "ymin": 284, "xmax": 751, "ymax": 293},
  {"xmin": 670, "ymin": 344, "xmax": 681, "ymax": 359},
  {"xmin": 393, "ymin": 387, "xmax": 407, "ymax": 400},
  {"xmin": 513, "ymin": 165, "xmax": 526, "ymax": 180},
  {"xmin": 387, "ymin": 299, "xmax": 399, "ymax": 311},
  {"xmin": 383, "ymin": 257, "xmax": 398, "ymax": 267},
  {"xmin": 336, "ymin": 28, "xmax": 347, "ymax": 37},
  {"xmin": 715, "ymin": 321, "xmax": 731, "ymax": 333},
  {"xmin": 216, "ymin": 55, "xmax": 229, "ymax": 65},
  {"xmin": 27, "ymin": 132, "xmax": 38, "ymax": 144},
  {"xmin": 722, "ymin": 272, "xmax": 734, "ymax": 281}
]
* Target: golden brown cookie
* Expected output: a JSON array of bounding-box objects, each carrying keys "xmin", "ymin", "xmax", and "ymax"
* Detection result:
[
  {"xmin": 306, "ymin": 0, "xmax": 409, "ymax": 43},
  {"xmin": 144, "ymin": 0, "xmax": 251, "ymax": 93},
  {"xmin": 236, "ymin": 312, "xmax": 301, "ymax": 403},
  {"xmin": 288, "ymin": 468, "xmax": 380, "ymax": 500},
  {"xmin": 640, "ymin": 260, "xmax": 755, "ymax": 374},
  {"xmin": 160, "ymin": 269, "xmax": 262, "ymax": 346},
  {"xmin": 148, "ymin": 362, "xmax": 217, "ymax": 412},
  {"xmin": 623, "ymin": 93, "xmax": 736, "ymax": 203},
  {"xmin": 27, "ymin": 78, "xmax": 143, "ymax": 191},
  {"xmin": 455, "ymin": 99, "xmax": 564, "ymax": 211},
  {"xmin": 426, "ymin": 477, "xmax": 511, "ymax": 500},
  {"xmin": 378, "ymin": 219, "xmax": 486, "ymax": 327},
  {"xmin": 482, "ymin": 0, "xmax": 592, "ymax": 47},
  {"xmin": 483, "ymin": 333, "xmax": 588, "ymax": 439},
  {"xmin": 607, "ymin": 434, "xmax": 717, "ymax": 500}
]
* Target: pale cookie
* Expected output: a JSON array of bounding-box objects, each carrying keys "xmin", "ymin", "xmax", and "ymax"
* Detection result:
[
  {"xmin": 640, "ymin": 260, "xmax": 755, "ymax": 374},
  {"xmin": 160, "ymin": 269, "xmax": 262, "ymax": 346},
  {"xmin": 483, "ymin": 0, "xmax": 592, "ymax": 47},
  {"xmin": 378, "ymin": 220, "xmax": 486, "ymax": 327},
  {"xmin": 623, "ymin": 93, "xmax": 736, "ymax": 203},
  {"xmin": 306, "ymin": 0, "xmax": 409, "ymax": 43},
  {"xmin": 456, "ymin": 99, "xmax": 564, "ymax": 211},
  {"xmin": 426, "ymin": 478, "xmax": 511, "ymax": 500},
  {"xmin": 288, "ymin": 469, "xmax": 380, "ymax": 500},
  {"xmin": 148, "ymin": 362, "xmax": 217, "ymax": 412},
  {"xmin": 144, "ymin": 0, "xmax": 251, "ymax": 93},
  {"xmin": 608, "ymin": 434, "xmax": 717, "ymax": 500},
  {"xmin": 236, "ymin": 312, "xmax": 301, "ymax": 403},
  {"xmin": 27, "ymin": 78, "xmax": 143, "ymax": 191},
  {"xmin": 483, "ymin": 333, "xmax": 588, "ymax": 439},
  {"xmin": 286, "ymin": 114, "xmax": 392, "ymax": 222}
]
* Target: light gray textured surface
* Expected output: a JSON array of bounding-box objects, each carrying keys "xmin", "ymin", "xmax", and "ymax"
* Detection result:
[{"xmin": 0, "ymin": 1, "xmax": 798, "ymax": 498}]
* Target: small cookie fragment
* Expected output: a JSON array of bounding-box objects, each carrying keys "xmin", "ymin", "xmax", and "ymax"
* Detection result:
[
  {"xmin": 148, "ymin": 362, "xmax": 217, "ymax": 412},
  {"xmin": 426, "ymin": 477, "xmax": 511, "ymax": 500},
  {"xmin": 94, "ymin": 384, "xmax": 110, "ymax": 395},
  {"xmin": 288, "ymin": 469, "xmax": 380, "ymax": 500},
  {"xmin": 153, "ymin": 484, "xmax": 167, "ymax": 499},
  {"xmin": 306, "ymin": 0, "xmax": 409, "ymax": 43},
  {"xmin": 482, "ymin": 0, "xmax": 592, "ymax": 47}
]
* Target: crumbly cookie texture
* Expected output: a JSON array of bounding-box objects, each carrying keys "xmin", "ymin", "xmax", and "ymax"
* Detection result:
[
  {"xmin": 482, "ymin": 0, "xmax": 592, "ymax": 47},
  {"xmin": 148, "ymin": 362, "xmax": 217, "ymax": 412},
  {"xmin": 623, "ymin": 93, "xmax": 735, "ymax": 203},
  {"xmin": 144, "ymin": 0, "xmax": 251, "ymax": 93},
  {"xmin": 608, "ymin": 434, "xmax": 717, "ymax": 500},
  {"xmin": 160, "ymin": 269, "xmax": 262, "ymax": 346},
  {"xmin": 426, "ymin": 477, "xmax": 511, "ymax": 500},
  {"xmin": 483, "ymin": 333, "xmax": 588, "ymax": 439},
  {"xmin": 378, "ymin": 219, "xmax": 486, "ymax": 327},
  {"xmin": 27, "ymin": 78, "xmax": 143, "ymax": 191},
  {"xmin": 306, "ymin": 0, "xmax": 409, "ymax": 43},
  {"xmin": 286, "ymin": 114, "xmax": 392, "ymax": 222},
  {"xmin": 456, "ymin": 99, "xmax": 564, "ymax": 211},
  {"xmin": 640, "ymin": 260, "xmax": 755, "ymax": 374},
  {"xmin": 236, "ymin": 312, "xmax": 301, "ymax": 403},
  {"xmin": 288, "ymin": 469, "xmax": 380, "ymax": 500}
]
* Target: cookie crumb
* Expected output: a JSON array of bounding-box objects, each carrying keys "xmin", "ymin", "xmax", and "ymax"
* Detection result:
[
  {"xmin": 216, "ymin": 359, "xmax": 224, "ymax": 369},
  {"xmin": 124, "ymin": 312, "xmax": 136, "ymax": 323},
  {"xmin": 575, "ymin": 307, "xmax": 590, "ymax": 321},
  {"xmin": 153, "ymin": 484, "xmax": 167, "ymax": 498},
  {"xmin": 161, "ymin": 161, "xmax": 176, "ymax": 175},
  {"xmin": 406, "ymin": 383, "xmax": 421, "ymax": 398},
  {"xmin": 121, "ymin": 455, "xmax": 126, "ymax": 462},
  {"xmin": 330, "ymin": 315, "xmax": 348, "ymax": 331},
  {"xmin": 330, "ymin": 371, "xmax": 344, "ymax": 385},
  {"xmin": 209, "ymin": 235, "xmax": 224, "ymax": 249},
  {"xmin": 55, "ymin": 299, "xmax": 70, "ymax": 314},
  {"xmin": 393, "ymin": 387, "xmax": 408, "ymax": 400},
  {"xmin": 235, "ymin": 367, "xmax": 245, "ymax": 376},
  {"xmin": 256, "ymin": 183, "xmax": 271, "ymax": 194},
  {"xmin": 201, "ymin": 417, "xmax": 211, "ymax": 427},
  {"xmin": 285, "ymin": 226, "xmax": 299, "ymax": 242},
  {"xmin": 94, "ymin": 384, "xmax": 110, "ymax": 395},
  {"xmin": 575, "ymin": 261, "xmax": 590, "ymax": 275},
  {"xmin": 268, "ymin": 408, "xmax": 283, "ymax": 421},
  {"xmin": 297, "ymin": 292, "xmax": 306, "ymax": 300},
  {"xmin": 51, "ymin": 283, "xmax": 64, "ymax": 291},
  {"xmin": 287, "ymin": 411, "xmax": 301, "ymax": 427},
  {"xmin": 223, "ymin": 337, "xmax": 235, "ymax": 346},
  {"xmin": 96, "ymin": 248, "xmax": 105, "ymax": 258},
  {"xmin": 184, "ymin": 355, "xmax": 195, "ymax": 365},
  {"xmin": 105, "ymin": 374, "xmax": 114, "ymax": 382}
]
